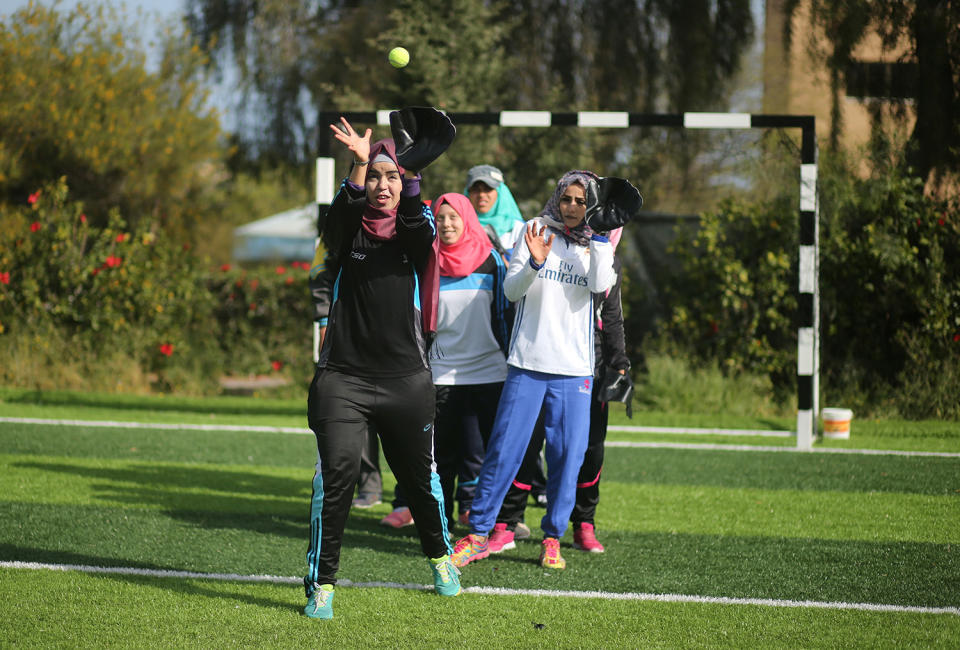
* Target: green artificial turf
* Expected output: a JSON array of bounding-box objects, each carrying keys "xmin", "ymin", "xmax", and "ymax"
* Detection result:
[
  {"xmin": 1, "ymin": 390, "xmax": 958, "ymax": 647},
  {"xmin": 2, "ymin": 568, "xmax": 957, "ymax": 648}
]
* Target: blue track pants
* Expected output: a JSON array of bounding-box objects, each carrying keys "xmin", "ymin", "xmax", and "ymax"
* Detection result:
[{"xmin": 468, "ymin": 367, "xmax": 592, "ymax": 539}]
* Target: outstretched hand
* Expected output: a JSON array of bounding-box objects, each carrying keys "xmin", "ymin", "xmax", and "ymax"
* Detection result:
[
  {"xmin": 330, "ymin": 117, "xmax": 372, "ymax": 162},
  {"xmin": 525, "ymin": 223, "xmax": 555, "ymax": 266}
]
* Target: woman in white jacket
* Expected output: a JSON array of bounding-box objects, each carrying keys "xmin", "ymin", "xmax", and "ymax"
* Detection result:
[{"xmin": 451, "ymin": 170, "xmax": 616, "ymax": 571}]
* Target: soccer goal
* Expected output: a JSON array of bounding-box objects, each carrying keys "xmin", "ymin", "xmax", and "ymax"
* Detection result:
[{"xmin": 312, "ymin": 110, "xmax": 819, "ymax": 449}]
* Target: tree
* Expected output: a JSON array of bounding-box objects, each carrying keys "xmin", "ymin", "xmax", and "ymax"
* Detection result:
[
  {"xmin": 185, "ymin": 1, "xmax": 754, "ymax": 171},
  {"xmin": 0, "ymin": 3, "xmax": 223, "ymax": 237},
  {"xmin": 784, "ymin": 0, "xmax": 960, "ymax": 189}
]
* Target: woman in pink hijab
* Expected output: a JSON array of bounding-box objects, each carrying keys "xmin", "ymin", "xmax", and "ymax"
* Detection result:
[{"xmin": 427, "ymin": 193, "xmax": 512, "ymax": 532}]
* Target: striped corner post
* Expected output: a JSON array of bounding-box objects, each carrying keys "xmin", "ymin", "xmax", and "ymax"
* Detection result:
[
  {"xmin": 316, "ymin": 111, "xmax": 819, "ymax": 447},
  {"xmin": 796, "ymin": 120, "xmax": 819, "ymax": 449},
  {"xmin": 312, "ymin": 157, "xmax": 335, "ymax": 363}
]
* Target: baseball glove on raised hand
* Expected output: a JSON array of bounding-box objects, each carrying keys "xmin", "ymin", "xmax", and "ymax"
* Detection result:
[
  {"xmin": 389, "ymin": 106, "xmax": 456, "ymax": 172},
  {"xmin": 585, "ymin": 177, "xmax": 643, "ymax": 233}
]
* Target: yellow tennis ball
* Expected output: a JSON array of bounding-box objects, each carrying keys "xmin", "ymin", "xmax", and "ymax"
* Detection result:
[{"xmin": 388, "ymin": 47, "xmax": 409, "ymax": 68}]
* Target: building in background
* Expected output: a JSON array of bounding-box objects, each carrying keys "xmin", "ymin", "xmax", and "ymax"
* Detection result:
[
  {"xmin": 232, "ymin": 204, "xmax": 317, "ymax": 263},
  {"xmin": 763, "ymin": 0, "xmax": 917, "ymax": 171}
]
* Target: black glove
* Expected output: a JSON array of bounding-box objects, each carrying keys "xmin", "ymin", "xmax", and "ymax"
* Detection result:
[
  {"xmin": 585, "ymin": 177, "xmax": 643, "ymax": 233},
  {"xmin": 598, "ymin": 367, "xmax": 634, "ymax": 418},
  {"xmin": 389, "ymin": 106, "xmax": 456, "ymax": 172}
]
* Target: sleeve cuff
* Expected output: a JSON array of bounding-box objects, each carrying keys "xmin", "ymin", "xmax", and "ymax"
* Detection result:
[
  {"xmin": 401, "ymin": 174, "xmax": 422, "ymax": 197},
  {"xmin": 529, "ymin": 257, "xmax": 545, "ymax": 270},
  {"xmin": 591, "ymin": 234, "xmax": 610, "ymax": 243}
]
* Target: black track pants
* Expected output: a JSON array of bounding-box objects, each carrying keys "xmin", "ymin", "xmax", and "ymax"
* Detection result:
[{"xmin": 304, "ymin": 368, "xmax": 451, "ymax": 591}]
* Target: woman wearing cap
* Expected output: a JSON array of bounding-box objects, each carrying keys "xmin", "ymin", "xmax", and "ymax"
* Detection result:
[
  {"xmin": 428, "ymin": 192, "xmax": 512, "ymax": 531},
  {"xmin": 302, "ymin": 117, "xmax": 460, "ymax": 620},
  {"xmin": 451, "ymin": 170, "xmax": 617, "ymax": 571},
  {"xmin": 464, "ymin": 164, "xmax": 527, "ymax": 260}
]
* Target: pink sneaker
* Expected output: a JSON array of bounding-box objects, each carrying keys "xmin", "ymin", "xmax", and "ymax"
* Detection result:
[
  {"xmin": 572, "ymin": 522, "xmax": 605, "ymax": 553},
  {"xmin": 487, "ymin": 523, "xmax": 516, "ymax": 553},
  {"xmin": 451, "ymin": 534, "xmax": 490, "ymax": 567},
  {"xmin": 380, "ymin": 507, "xmax": 414, "ymax": 528}
]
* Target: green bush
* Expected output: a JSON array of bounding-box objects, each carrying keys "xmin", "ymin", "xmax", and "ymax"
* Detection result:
[
  {"xmin": 818, "ymin": 157, "xmax": 960, "ymax": 418},
  {"xmin": 657, "ymin": 153, "xmax": 959, "ymax": 419},
  {"xmin": 661, "ymin": 193, "xmax": 798, "ymax": 399},
  {"xmin": 0, "ymin": 179, "xmax": 316, "ymax": 395}
]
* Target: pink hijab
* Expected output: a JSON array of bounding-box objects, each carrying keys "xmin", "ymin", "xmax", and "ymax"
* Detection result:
[{"xmin": 432, "ymin": 193, "xmax": 491, "ymax": 277}]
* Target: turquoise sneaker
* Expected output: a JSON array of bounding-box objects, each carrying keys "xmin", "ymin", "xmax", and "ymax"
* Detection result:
[
  {"xmin": 429, "ymin": 555, "xmax": 462, "ymax": 597},
  {"xmin": 304, "ymin": 583, "xmax": 334, "ymax": 619}
]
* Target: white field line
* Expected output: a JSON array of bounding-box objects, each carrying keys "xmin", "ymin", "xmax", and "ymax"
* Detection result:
[
  {"xmin": 2, "ymin": 561, "xmax": 957, "ymax": 617},
  {"xmin": 2, "ymin": 416, "xmax": 958, "ymax": 458},
  {"xmin": 608, "ymin": 425, "xmax": 792, "ymax": 437},
  {"xmin": 0, "ymin": 416, "xmax": 311, "ymax": 435},
  {"xmin": 606, "ymin": 441, "xmax": 960, "ymax": 458}
]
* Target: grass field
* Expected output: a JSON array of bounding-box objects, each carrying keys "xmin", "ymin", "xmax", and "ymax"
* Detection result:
[{"xmin": 1, "ymin": 389, "xmax": 958, "ymax": 647}]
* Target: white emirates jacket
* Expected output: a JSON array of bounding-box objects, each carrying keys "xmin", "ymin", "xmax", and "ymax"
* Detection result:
[{"xmin": 503, "ymin": 218, "xmax": 616, "ymax": 377}]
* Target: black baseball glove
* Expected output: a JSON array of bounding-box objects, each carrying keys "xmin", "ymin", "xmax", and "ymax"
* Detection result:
[
  {"xmin": 585, "ymin": 177, "xmax": 643, "ymax": 233},
  {"xmin": 598, "ymin": 367, "xmax": 634, "ymax": 418},
  {"xmin": 389, "ymin": 106, "xmax": 456, "ymax": 172}
]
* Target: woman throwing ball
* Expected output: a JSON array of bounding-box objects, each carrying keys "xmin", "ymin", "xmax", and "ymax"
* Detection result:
[{"xmin": 302, "ymin": 116, "xmax": 459, "ymax": 620}]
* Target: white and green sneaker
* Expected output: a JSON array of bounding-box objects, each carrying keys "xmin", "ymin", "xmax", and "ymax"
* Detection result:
[
  {"xmin": 304, "ymin": 583, "xmax": 334, "ymax": 619},
  {"xmin": 429, "ymin": 555, "xmax": 462, "ymax": 597}
]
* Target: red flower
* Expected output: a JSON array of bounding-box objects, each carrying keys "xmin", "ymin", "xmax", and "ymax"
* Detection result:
[
  {"xmin": 275, "ymin": 266, "xmax": 287, "ymax": 275},
  {"xmin": 105, "ymin": 256, "xmax": 122, "ymax": 268},
  {"xmin": 954, "ymin": 333, "xmax": 960, "ymax": 342},
  {"xmin": 250, "ymin": 279, "xmax": 259, "ymax": 290},
  {"xmin": 0, "ymin": 271, "xmax": 9, "ymax": 285},
  {"xmin": 116, "ymin": 233, "xmax": 127, "ymax": 243},
  {"xmin": 235, "ymin": 279, "xmax": 243, "ymax": 288},
  {"xmin": 220, "ymin": 264, "xmax": 231, "ymax": 272},
  {"xmin": 285, "ymin": 276, "xmax": 294, "ymax": 285},
  {"xmin": 271, "ymin": 360, "xmax": 283, "ymax": 371},
  {"xmin": 249, "ymin": 303, "xmax": 257, "ymax": 311},
  {"xmin": 91, "ymin": 268, "xmax": 100, "ymax": 276},
  {"xmin": 938, "ymin": 218, "xmax": 945, "ymax": 226},
  {"xmin": 30, "ymin": 222, "xmax": 41, "ymax": 232},
  {"xmin": 159, "ymin": 343, "xmax": 174, "ymax": 356},
  {"xmin": 80, "ymin": 214, "xmax": 87, "ymax": 224},
  {"xmin": 709, "ymin": 320, "xmax": 719, "ymax": 334},
  {"xmin": 28, "ymin": 191, "xmax": 40, "ymax": 204},
  {"xmin": 916, "ymin": 218, "xmax": 923, "ymax": 226}
]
